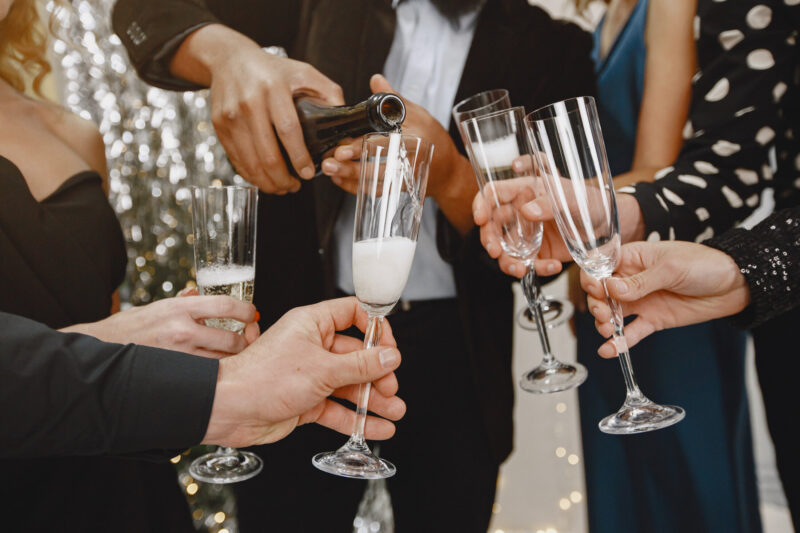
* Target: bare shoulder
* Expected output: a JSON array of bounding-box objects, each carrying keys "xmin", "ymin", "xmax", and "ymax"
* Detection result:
[{"xmin": 35, "ymin": 100, "xmax": 108, "ymax": 179}]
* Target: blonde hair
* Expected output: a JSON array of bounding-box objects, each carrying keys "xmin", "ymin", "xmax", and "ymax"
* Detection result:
[{"xmin": 0, "ymin": 0, "xmax": 51, "ymax": 96}]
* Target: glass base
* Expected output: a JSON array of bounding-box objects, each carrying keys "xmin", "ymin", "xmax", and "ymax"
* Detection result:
[
  {"xmin": 519, "ymin": 360, "xmax": 588, "ymax": 394},
  {"xmin": 599, "ymin": 401, "xmax": 685, "ymax": 435},
  {"xmin": 313, "ymin": 445, "xmax": 396, "ymax": 480},
  {"xmin": 189, "ymin": 448, "xmax": 263, "ymax": 484},
  {"xmin": 517, "ymin": 297, "xmax": 574, "ymax": 330}
]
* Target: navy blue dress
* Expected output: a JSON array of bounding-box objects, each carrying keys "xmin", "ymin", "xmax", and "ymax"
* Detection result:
[{"xmin": 576, "ymin": 2, "xmax": 762, "ymax": 531}]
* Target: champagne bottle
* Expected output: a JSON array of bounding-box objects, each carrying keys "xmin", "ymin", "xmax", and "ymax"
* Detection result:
[{"xmin": 290, "ymin": 92, "xmax": 406, "ymax": 169}]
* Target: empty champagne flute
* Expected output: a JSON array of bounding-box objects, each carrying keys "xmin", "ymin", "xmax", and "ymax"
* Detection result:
[
  {"xmin": 526, "ymin": 97, "xmax": 685, "ymax": 433},
  {"xmin": 189, "ymin": 184, "xmax": 262, "ymax": 482},
  {"xmin": 312, "ymin": 132, "xmax": 433, "ymax": 478},
  {"xmin": 453, "ymin": 89, "xmax": 573, "ymax": 331},
  {"xmin": 461, "ymin": 107, "xmax": 587, "ymax": 394}
]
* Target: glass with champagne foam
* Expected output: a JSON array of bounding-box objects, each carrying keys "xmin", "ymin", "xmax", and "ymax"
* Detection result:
[
  {"xmin": 196, "ymin": 265, "xmax": 255, "ymax": 333},
  {"xmin": 312, "ymin": 132, "xmax": 433, "ymax": 480},
  {"xmin": 189, "ymin": 184, "xmax": 262, "ymax": 484}
]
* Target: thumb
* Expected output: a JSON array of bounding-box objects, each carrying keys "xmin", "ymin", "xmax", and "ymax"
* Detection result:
[
  {"xmin": 370, "ymin": 73, "xmax": 396, "ymax": 95},
  {"xmin": 327, "ymin": 346, "xmax": 401, "ymax": 389},
  {"xmin": 606, "ymin": 267, "xmax": 666, "ymax": 302}
]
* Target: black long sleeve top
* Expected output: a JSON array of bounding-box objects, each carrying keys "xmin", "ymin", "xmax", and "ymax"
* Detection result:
[{"xmin": 0, "ymin": 312, "xmax": 217, "ymax": 458}]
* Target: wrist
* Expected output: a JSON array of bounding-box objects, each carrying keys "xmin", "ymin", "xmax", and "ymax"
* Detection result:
[
  {"xmin": 202, "ymin": 356, "xmax": 238, "ymax": 445},
  {"xmin": 170, "ymin": 24, "xmax": 261, "ymax": 86},
  {"xmin": 618, "ymin": 193, "xmax": 646, "ymax": 242},
  {"xmin": 60, "ymin": 319, "xmax": 110, "ymax": 343},
  {"xmin": 719, "ymin": 248, "xmax": 751, "ymax": 310},
  {"xmin": 430, "ymin": 151, "xmax": 474, "ymax": 201}
]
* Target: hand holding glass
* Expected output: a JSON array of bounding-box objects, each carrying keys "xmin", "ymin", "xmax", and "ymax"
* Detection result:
[
  {"xmin": 453, "ymin": 89, "xmax": 573, "ymax": 330},
  {"xmin": 461, "ymin": 107, "xmax": 586, "ymax": 393},
  {"xmin": 526, "ymin": 97, "xmax": 685, "ymax": 433},
  {"xmin": 312, "ymin": 132, "xmax": 433, "ymax": 478}
]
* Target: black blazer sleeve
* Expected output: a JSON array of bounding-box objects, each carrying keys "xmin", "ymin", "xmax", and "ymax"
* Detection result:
[
  {"xmin": 706, "ymin": 207, "xmax": 800, "ymax": 330},
  {"xmin": 111, "ymin": 0, "xmax": 302, "ymax": 90},
  {"xmin": 0, "ymin": 312, "xmax": 218, "ymax": 458}
]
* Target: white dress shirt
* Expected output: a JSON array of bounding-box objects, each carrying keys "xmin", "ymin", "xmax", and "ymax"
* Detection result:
[{"xmin": 333, "ymin": 0, "xmax": 481, "ymax": 300}]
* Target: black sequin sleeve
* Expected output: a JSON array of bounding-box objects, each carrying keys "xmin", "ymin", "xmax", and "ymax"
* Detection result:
[{"xmin": 706, "ymin": 207, "xmax": 800, "ymax": 329}]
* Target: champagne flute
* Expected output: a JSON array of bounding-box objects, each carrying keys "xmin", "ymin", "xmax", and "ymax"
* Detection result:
[
  {"xmin": 189, "ymin": 184, "xmax": 262, "ymax": 482},
  {"xmin": 453, "ymin": 89, "xmax": 573, "ymax": 330},
  {"xmin": 313, "ymin": 132, "xmax": 433, "ymax": 478},
  {"xmin": 526, "ymin": 97, "xmax": 685, "ymax": 433},
  {"xmin": 461, "ymin": 107, "xmax": 587, "ymax": 394}
]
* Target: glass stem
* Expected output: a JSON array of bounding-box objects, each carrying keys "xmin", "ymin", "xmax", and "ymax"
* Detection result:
[
  {"xmin": 600, "ymin": 278, "xmax": 646, "ymax": 405},
  {"xmin": 521, "ymin": 267, "xmax": 555, "ymax": 365},
  {"xmin": 347, "ymin": 315, "xmax": 383, "ymax": 449}
]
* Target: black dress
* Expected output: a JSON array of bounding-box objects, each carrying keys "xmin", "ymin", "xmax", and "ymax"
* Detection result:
[{"xmin": 0, "ymin": 155, "xmax": 193, "ymax": 532}]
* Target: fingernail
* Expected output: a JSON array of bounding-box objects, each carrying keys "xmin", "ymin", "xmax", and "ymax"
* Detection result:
[
  {"xmin": 547, "ymin": 262, "xmax": 558, "ymax": 274},
  {"xmin": 340, "ymin": 148, "xmax": 354, "ymax": 159},
  {"xmin": 599, "ymin": 344, "xmax": 615, "ymax": 358},
  {"xmin": 473, "ymin": 209, "xmax": 480, "ymax": 221},
  {"xmin": 322, "ymin": 160, "xmax": 338, "ymax": 174},
  {"xmin": 512, "ymin": 160, "xmax": 523, "ymax": 172},
  {"xmin": 300, "ymin": 166, "xmax": 315, "ymax": 180},
  {"xmin": 590, "ymin": 306, "xmax": 599, "ymax": 316},
  {"xmin": 487, "ymin": 242, "xmax": 498, "ymax": 256},
  {"xmin": 380, "ymin": 348, "xmax": 399, "ymax": 368},
  {"xmin": 255, "ymin": 311, "xmax": 261, "ymax": 322},
  {"xmin": 611, "ymin": 278, "xmax": 628, "ymax": 295},
  {"xmin": 524, "ymin": 202, "xmax": 542, "ymax": 218},
  {"xmin": 509, "ymin": 264, "xmax": 519, "ymax": 276}
]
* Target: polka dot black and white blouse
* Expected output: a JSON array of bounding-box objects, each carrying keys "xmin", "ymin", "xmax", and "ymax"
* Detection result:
[{"xmin": 620, "ymin": 0, "xmax": 799, "ymax": 243}]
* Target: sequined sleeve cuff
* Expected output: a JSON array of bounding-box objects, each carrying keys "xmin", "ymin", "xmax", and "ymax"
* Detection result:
[{"xmin": 706, "ymin": 208, "xmax": 800, "ymax": 330}]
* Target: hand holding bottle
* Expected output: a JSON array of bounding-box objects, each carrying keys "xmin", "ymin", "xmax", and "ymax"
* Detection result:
[{"xmin": 170, "ymin": 24, "xmax": 345, "ymax": 193}]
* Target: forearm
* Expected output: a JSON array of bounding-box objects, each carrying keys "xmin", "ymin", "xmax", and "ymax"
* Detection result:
[
  {"xmin": 613, "ymin": 167, "xmax": 660, "ymax": 189},
  {"xmin": 59, "ymin": 318, "xmax": 125, "ymax": 345},
  {"xmin": 1, "ymin": 313, "xmax": 216, "ymax": 458},
  {"xmin": 433, "ymin": 155, "xmax": 478, "ymax": 236},
  {"xmin": 617, "ymin": 193, "xmax": 647, "ymax": 243}
]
